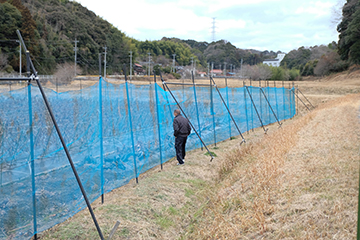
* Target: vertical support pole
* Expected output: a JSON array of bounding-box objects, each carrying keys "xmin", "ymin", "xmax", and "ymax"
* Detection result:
[
  {"xmin": 27, "ymin": 51, "xmax": 37, "ymax": 240},
  {"xmin": 153, "ymin": 73, "xmax": 163, "ymax": 170},
  {"xmin": 289, "ymin": 83, "xmax": 292, "ymax": 119},
  {"xmin": 210, "ymin": 77, "xmax": 216, "ymax": 146},
  {"xmin": 225, "ymin": 77, "xmax": 231, "ymax": 139},
  {"xmin": 17, "ymin": 30, "xmax": 104, "ymax": 240},
  {"xmin": 282, "ymin": 80, "xmax": 286, "ymax": 120},
  {"xmin": 260, "ymin": 88, "xmax": 281, "ymax": 127},
  {"xmin": 245, "ymin": 86, "xmax": 267, "ymax": 133},
  {"xmin": 296, "ymin": 85, "xmax": 299, "ymax": 116},
  {"xmin": 192, "ymin": 71, "xmax": 203, "ymax": 150},
  {"xmin": 243, "ymin": 81, "xmax": 249, "ymax": 134},
  {"xmin": 99, "ymin": 77, "xmax": 104, "ymax": 204},
  {"xmin": 124, "ymin": 67, "xmax": 138, "ymax": 183}
]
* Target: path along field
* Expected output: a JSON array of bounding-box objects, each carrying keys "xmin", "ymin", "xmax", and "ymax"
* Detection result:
[{"xmin": 38, "ymin": 71, "xmax": 360, "ymax": 239}]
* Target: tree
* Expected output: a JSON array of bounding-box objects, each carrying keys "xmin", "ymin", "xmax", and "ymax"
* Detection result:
[{"xmin": 337, "ymin": 0, "xmax": 360, "ymax": 63}]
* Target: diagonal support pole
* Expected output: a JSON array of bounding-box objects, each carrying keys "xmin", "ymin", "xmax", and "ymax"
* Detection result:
[
  {"xmin": 160, "ymin": 72, "xmax": 214, "ymax": 161},
  {"xmin": 296, "ymin": 88, "xmax": 314, "ymax": 109},
  {"xmin": 291, "ymin": 89, "xmax": 311, "ymax": 112},
  {"xmin": 245, "ymin": 86, "xmax": 268, "ymax": 134},
  {"xmin": 16, "ymin": 30, "xmax": 104, "ymax": 240},
  {"xmin": 260, "ymin": 88, "xmax": 282, "ymax": 127},
  {"xmin": 210, "ymin": 77, "xmax": 246, "ymax": 144}
]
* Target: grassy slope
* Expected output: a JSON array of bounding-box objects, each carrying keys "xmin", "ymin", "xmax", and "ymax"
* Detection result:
[{"xmin": 39, "ymin": 72, "xmax": 360, "ymax": 239}]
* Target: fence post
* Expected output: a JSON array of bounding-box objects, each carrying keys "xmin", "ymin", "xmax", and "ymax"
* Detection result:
[
  {"xmin": 192, "ymin": 71, "xmax": 203, "ymax": 150},
  {"xmin": 210, "ymin": 77, "xmax": 216, "ymax": 146},
  {"xmin": 243, "ymin": 81, "xmax": 249, "ymax": 134},
  {"xmin": 27, "ymin": 51, "xmax": 38, "ymax": 240},
  {"xmin": 124, "ymin": 71, "xmax": 138, "ymax": 183},
  {"xmin": 225, "ymin": 77, "xmax": 231, "ymax": 139},
  {"xmin": 99, "ymin": 77, "xmax": 104, "ymax": 203},
  {"xmin": 153, "ymin": 73, "xmax": 163, "ymax": 170}
]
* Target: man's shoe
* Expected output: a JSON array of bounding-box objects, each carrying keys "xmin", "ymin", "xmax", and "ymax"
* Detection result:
[{"xmin": 177, "ymin": 162, "xmax": 185, "ymax": 165}]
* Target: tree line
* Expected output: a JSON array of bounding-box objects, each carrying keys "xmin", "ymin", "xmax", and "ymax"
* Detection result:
[{"xmin": 0, "ymin": 0, "xmax": 359, "ymax": 79}]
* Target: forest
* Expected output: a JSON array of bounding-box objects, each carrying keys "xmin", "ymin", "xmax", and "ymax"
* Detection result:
[{"xmin": 0, "ymin": 0, "xmax": 359, "ymax": 79}]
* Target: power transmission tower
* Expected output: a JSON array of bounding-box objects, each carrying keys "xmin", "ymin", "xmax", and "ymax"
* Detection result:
[
  {"xmin": 172, "ymin": 54, "xmax": 176, "ymax": 73},
  {"xmin": 73, "ymin": 38, "xmax": 79, "ymax": 77},
  {"xmin": 103, "ymin": 46, "xmax": 107, "ymax": 79},
  {"xmin": 129, "ymin": 51, "xmax": 133, "ymax": 80},
  {"xmin": 194, "ymin": 60, "xmax": 197, "ymax": 76},
  {"xmin": 207, "ymin": 62, "xmax": 210, "ymax": 77},
  {"xmin": 212, "ymin": 17, "xmax": 216, "ymax": 42}
]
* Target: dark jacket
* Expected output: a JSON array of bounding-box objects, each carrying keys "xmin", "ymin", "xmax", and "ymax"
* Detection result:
[{"xmin": 173, "ymin": 114, "xmax": 191, "ymax": 137}]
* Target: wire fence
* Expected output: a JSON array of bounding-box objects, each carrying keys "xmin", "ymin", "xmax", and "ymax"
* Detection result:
[{"xmin": 0, "ymin": 77, "xmax": 295, "ymax": 239}]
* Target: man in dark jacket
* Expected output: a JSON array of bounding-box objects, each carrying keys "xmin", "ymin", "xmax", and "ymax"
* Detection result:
[{"xmin": 173, "ymin": 109, "xmax": 191, "ymax": 165}]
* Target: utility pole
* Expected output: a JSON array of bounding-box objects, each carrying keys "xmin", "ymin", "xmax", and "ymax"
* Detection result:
[
  {"xmin": 147, "ymin": 52, "xmax": 151, "ymax": 76},
  {"xmin": 103, "ymin": 46, "xmax": 107, "ymax": 79},
  {"xmin": 172, "ymin": 54, "xmax": 176, "ymax": 73},
  {"xmin": 224, "ymin": 62, "xmax": 227, "ymax": 76},
  {"xmin": 73, "ymin": 38, "xmax": 79, "ymax": 77},
  {"xmin": 191, "ymin": 57, "xmax": 194, "ymax": 71},
  {"xmin": 129, "ymin": 51, "xmax": 133, "ymax": 80},
  {"xmin": 211, "ymin": 62, "xmax": 214, "ymax": 77},
  {"xmin": 16, "ymin": 40, "xmax": 21, "ymax": 76},
  {"xmin": 240, "ymin": 58, "xmax": 243, "ymax": 78},
  {"xmin": 207, "ymin": 62, "xmax": 210, "ymax": 77},
  {"xmin": 194, "ymin": 59, "xmax": 197, "ymax": 76}
]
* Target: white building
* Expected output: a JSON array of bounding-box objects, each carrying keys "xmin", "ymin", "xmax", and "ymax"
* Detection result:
[{"xmin": 263, "ymin": 53, "xmax": 286, "ymax": 67}]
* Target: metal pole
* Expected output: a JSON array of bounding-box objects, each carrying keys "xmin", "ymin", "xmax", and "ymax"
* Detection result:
[
  {"xmin": 192, "ymin": 71, "xmax": 203, "ymax": 150},
  {"xmin": 243, "ymin": 81, "xmax": 249, "ymax": 134},
  {"xmin": 225, "ymin": 77, "xmax": 231, "ymax": 139},
  {"xmin": 260, "ymin": 88, "xmax": 282, "ymax": 127},
  {"xmin": 210, "ymin": 76, "xmax": 217, "ymax": 146},
  {"xmin": 210, "ymin": 77, "xmax": 245, "ymax": 143},
  {"xmin": 245, "ymin": 86, "xmax": 267, "ymax": 133},
  {"xmin": 129, "ymin": 51, "xmax": 133, "ymax": 80},
  {"xmin": 297, "ymin": 88, "xmax": 314, "ymax": 109},
  {"xmin": 99, "ymin": 76, "xmax": 104, "ymax": 204},
  {"xmin": 160, "ymin": 73, "xmax": 214, "ymax": 161},
  {"xmin": 153, "ymin": 72, "xmax": 163, "ymax": 169},
  {"xmin": 74, "ymin": 38, "xmax": 78, "ymax": 77},
  {"xmin": 16, "ymin": 30, "xmax": 105, "ymax": 240},
  {"xmin": 103, "ymin": 46, "xmax": 107, "ymax": 79},
  {"xmin": 291, "ymin": 89, "xmax": 311, "ymax": 111},
  {"xmin": 124, "ymin": 65, "xmax": 138, "ymax": 183},
  {"xmin": 27, "ymin": 51, "xmax": 37, "ymax": 240},
  {"xmin": 18, "ymin": 40, "xmax": 22, "ymax": 76}
]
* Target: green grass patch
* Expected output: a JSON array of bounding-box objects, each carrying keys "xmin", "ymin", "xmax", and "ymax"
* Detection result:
[{"xmin": 205, "ymin": 151, "xmax": 217, "ymax": 157}]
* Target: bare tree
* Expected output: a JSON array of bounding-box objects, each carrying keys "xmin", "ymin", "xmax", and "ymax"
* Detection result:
[
  {"xmin": 258, "ymin": 64, "xmax": 272, "ymax": 80},
  {"xmin": 0, "ymin": 53, "xmax": 8, "ymax": 72},
  {"xmin": 54, "ymin": 63, "xmax": 79, "ymax": 85}
]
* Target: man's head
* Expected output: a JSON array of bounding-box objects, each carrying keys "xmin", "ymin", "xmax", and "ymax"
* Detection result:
[{"xmin": 174, "ymin": 109, "xmax": 181, "ymax": 116}]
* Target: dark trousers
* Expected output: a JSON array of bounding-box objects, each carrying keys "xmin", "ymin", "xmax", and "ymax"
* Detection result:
[{"xmin": 175, "ymin": 136, "xmax": 187, "ymax": 164}]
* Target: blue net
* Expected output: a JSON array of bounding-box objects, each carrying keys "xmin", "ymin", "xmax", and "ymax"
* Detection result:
[{"xmin": 0, "ymin": 78, "xmax": 295, "ymax": 239}]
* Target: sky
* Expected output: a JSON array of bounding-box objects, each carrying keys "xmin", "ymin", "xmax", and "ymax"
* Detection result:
[{"xmin": 74, "ymin": 0, "xmax": 346, "ymax": 53}]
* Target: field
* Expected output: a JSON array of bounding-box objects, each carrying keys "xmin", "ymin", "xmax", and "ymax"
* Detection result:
[{"xmin": 31, "ymin": 71, "xmax": 360, "ymax": 239}]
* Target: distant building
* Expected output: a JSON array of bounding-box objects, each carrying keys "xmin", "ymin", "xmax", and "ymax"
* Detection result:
[
  {"xmin": 198, "ymin": 71, "xmax": 207, "ymax": 77},
  {"xmin": 133, "ymin": 63, "xmax": 144, "ymax": 75},
  {"xmin": 263, "ymin": 53, "xmax": 286, "ymax": 67},
  {"xmin": 210, "ymin": 69, "xmax": 223, "ymax": 76}
]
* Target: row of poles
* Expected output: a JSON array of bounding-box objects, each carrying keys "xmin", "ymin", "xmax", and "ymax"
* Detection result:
[{"xmin": 0, "ymin": 30, "xmax": 315, "ymax": 240}]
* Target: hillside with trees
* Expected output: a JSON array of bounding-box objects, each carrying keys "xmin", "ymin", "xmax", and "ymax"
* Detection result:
[{"xmin": 0, "ymin": 0, "xmax": 358, "ymax": 79}]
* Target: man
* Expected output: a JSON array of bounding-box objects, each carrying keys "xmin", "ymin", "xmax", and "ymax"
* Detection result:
[{"xmin": 173, "ymin": 109, "xmax": 191, "ymax": 165}]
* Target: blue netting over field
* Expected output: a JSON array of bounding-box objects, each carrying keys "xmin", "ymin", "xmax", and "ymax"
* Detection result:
[{"xmin": 0, "ymin": 78, "xmax": 295, "ymax": 239}]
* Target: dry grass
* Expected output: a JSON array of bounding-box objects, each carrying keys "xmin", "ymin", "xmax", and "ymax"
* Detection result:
[
  {"xmin": 188, "ymin": 94, "xmax": 360, "ymax": 239},
  {"xmin": 35, "ymin": 71, "xmax": 360, "ymax": 239}
]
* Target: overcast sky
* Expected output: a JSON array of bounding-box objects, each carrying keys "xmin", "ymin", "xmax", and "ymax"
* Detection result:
[{"xmin": 74, "ymin": 0, "xmax": 345, "ymax": 53}]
